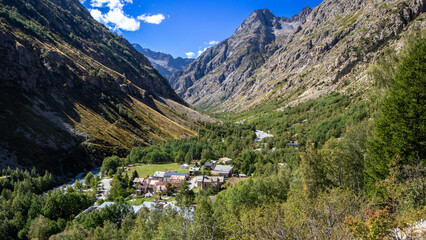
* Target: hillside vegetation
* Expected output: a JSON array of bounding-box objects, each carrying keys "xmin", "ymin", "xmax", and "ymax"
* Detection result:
[
  {"xmin": 1, "ymin": 35, "xmax": 422, "ymax": 239},
  {"xmin": 0, "ymin": 0, "xmax": 211, "ymax": 175}
]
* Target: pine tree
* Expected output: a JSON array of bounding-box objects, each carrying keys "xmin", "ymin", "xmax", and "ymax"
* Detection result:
[{"xmin": 366, "ymin": 36, "xmax": 425, "ymax": 192}]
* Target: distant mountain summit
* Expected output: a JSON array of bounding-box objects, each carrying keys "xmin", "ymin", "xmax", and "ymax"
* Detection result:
[
  {"xmin": 170, "ymin": 7, "xmax": 311, "ymax": 111},
  {"xmin": 132, "ymin": 44, "xmax": 194, "ymax": 81}
]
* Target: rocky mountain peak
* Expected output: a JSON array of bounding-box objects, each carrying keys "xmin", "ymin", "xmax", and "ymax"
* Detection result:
[
  {"xmin": 132, "ymin": 44, "xmax": 194, "ymax": 80},
  {"xmin": 170, "ymin": 6, "xmax": 312, "ymax": 111},
  {"xmin": 288, "ymin": 6, "xmax": 312, "ymax": 22},
  {"xmin": 249, "ymin": 8, "xmax": 276, "ymax": 23}
]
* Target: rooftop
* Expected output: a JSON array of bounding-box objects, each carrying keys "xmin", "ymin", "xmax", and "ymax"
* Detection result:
[
  {"xmin": 219, "ymin": 157, "xmax": 232, "ymax": 162},
  {"xmin": 195, "ymin": 175, "xmax": 225, "ymax": 183},
  {"xmin": 133, "ymin": 177, "xmax": 146, "ymax": 183},
  {"xmin": 153, "ymin": 171, "xmax": 165, "ymax": 178},
  {"xmin": 98, "ymin": 202, "xmax": 144, "ymax": 213},
  {"xmin": 213, "ymin": 165, "xmax": 234, "ymax": 172},
  {"xmin": 165, "ymin": 171, "xmax": 187, "ymax": 177},
  {"xmin": 204, "ymin": 160, "xmax": 217, "ymax": 167}
]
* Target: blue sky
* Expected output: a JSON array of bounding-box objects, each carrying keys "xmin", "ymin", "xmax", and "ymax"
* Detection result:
[{"xmin": 81, "ymin": 0, "xmax": 323, "ymax": 58}]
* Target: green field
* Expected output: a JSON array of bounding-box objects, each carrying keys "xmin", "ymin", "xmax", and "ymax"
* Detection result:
[
  {"xmin": 125, "ymin": 163, "xmax": 191, "ymax": 178},
  {"xmin": 126, "ymin": 197, "xmax": 153, "ymax": 205}
]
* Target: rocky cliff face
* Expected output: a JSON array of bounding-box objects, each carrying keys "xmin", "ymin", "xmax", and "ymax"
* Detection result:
[
  {"xmin": 0, "ymin": 0, "xmax": 212, "ymax": 175},
  {"xmin": 171, "ymin": 7, "xmax": 312, "ymax": 111},
  {"xmin": 173, "ymin": 0, "xmax": 424, "ymax": 113},
  {"xmin": 132, "ymin": 44, "xmax": 194, "ymax": 81},
  {"xmin": 212, "ymin": 0, "xmax": 425, "ymax": 112}
]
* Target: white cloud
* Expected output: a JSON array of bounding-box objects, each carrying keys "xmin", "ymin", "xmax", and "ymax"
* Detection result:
[
  {"xmin": 137, "ymin": 14, "xmax": 165, "ymax": 24},
  {"xmin": 198, "ymin": 47, "xmax": 207, "ymax": 57},
  {"xmin": 88, "ymin": 0, "xmax": 165, "ymax": 32},
  {"xmin": 90, "ymin": 0, "xmax": 132, "ymax": 9},
  {"xmin": 90, "ymin": 9, "xmax": 103, "ymax": 22},
  {"xmin": 90, "ymin": 8, "xmax": 140, "ymax": 31},
  {"xmin": 185, "ymin": 52, "xmax": 195, "ymax": 58},
  {"xmin": 208, "ymin": 40, "xmax": 219, "ymax": 45}
]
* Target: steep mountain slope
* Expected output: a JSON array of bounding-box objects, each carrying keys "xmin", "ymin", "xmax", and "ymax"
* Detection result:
[
  {"xmin": 221, "ymin": 0, "xmax": 425, "ymax": 112},
  {"xmin": 0, "ymin": 0, "xmax": 211, "ymax": 176},
  {"xmin": 132, "ymin": 44, "xmax": 194, "ymax": 80},
  {"xmin": 171, "ymin": 7, "xmax": 312, "ymax": 111}
]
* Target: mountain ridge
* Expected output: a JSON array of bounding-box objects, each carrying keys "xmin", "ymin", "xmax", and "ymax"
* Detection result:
[
  {"xmin": 0, "ymin": 0, "xmax": 212, "ymax": 175},
  {"xmin": 132, "ymin": 44, "xmax": 194, "ymax": 80},
  {"xmin": 173, "ymin": 0, "xmax": 424, "ymax": 113},
  {"xmin": 170, "ymin": 7, "xmax": 311, "ymax": 111},
  {"xmin": 228, "ymin": 0, "xmax": 426, "ymax": 113}
]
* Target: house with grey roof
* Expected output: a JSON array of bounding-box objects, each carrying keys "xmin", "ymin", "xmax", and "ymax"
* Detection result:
[
  {"xmin": 211, "ymin": 165, "xmax": 234, "ymax": 177},
  {"xmin": 188, "ymin": 167, "xmax": 200, "ymax": 176},
  {"xmin": 204, "ymin": 160, "xmax": 217, "ymax": 170},
  {"xmin": 163, "ymin": 171, "xmax": 187, "ymax": 182},
  {"xmin": 152, "ymin": 171, "xmax": 165, "ymax": 178}
]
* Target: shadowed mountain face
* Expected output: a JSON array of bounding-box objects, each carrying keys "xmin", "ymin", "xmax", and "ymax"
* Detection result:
[
  {"xmin": 132, "ymin": 44, "xmax": 194, "ymax": 81},
  {"xmin": 0, "ymin": 0, "xmax": 212, "ymax": 176},
  {"xmin": 170, "ymin": 7, "xmax": 312, "ymax": 111}
]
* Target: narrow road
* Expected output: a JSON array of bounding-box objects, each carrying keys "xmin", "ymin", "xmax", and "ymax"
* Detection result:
[
  {"xmin": 100, "ymin": 178, "xmax": 112, "ymax": 199},
  {"xmin": 189, "ymin": 176, "xmax": 197, "ymax": 190}
]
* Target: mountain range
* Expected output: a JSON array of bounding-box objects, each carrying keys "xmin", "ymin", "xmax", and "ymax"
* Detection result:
[
  {"xmin": 172, "ymin": 0, "xmax": 425, "ymax": 113},
  {"xmin": 0, "ymin": 0, "xmax": 211, "ymax": 176},
  {"xmin": 170, "ymin": 6, "xmax": 312, "ymax": 111},
  {"xmin": 132, "ymin": 44, "xmax": 194, "ymax": 80},
  {"xmin": 0, "ymin": 0, "xmax": 424, "ymax": 176}
]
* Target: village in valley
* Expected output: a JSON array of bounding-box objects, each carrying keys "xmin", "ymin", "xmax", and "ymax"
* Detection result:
[
  {"xmin": 80, "ymin": 157, "xmax": 247, "ymax": 216},
  {"xmin": 61, "ymin": 129, "xmax": 274, "ymax": 218}
]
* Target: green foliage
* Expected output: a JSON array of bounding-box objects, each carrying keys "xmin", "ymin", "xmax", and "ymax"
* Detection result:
[
  {"xmin": 130, "ymin": 170, "xmax": 138, "ymax": 181},
  {"xmin": 85, "ymin": 172, "xmax": 94, "ymax": 186},
  {"xmin": 28, "ymin": 215, "xmax": 50, "ymax": 240},
  {"xmin": 49, "ymin": 223, "xmax": 88, "ymax": 240},
  {"xmin": 175, "ymin": 179, "xmax": 195, "ymax": 207},
  {"xmin": 101, "ymin": 156, "xmax": 123, "ymax": 176},
  {"xmin": 42, "ymin": 191, "xmax": 93, "ymax": 220},
  {"xmin": 76, "ymin": 203, "xmax": 135, "ymax": 230},
  {"xmin": 108, "ymin": 174, "xmax": 130, "ymax": 201},
  {"xmin": 345, "ymin": 207, "xmax": 397, "ymax": 240},
  {"xmin": 125, "ymin": 122, "xmax": 254, "ymax": 168},
  {"xmin": 165, "ymin": 183, "xmax": 176, "ymax": 196},
  {"xmin": 27, "ymin": 215, "xmax": 66, "ymax": 240},
  {"xmin": 214, "ymin": 167, "xmax": 291, "ymax": 216},
  {"xmin": 366, "ymin": 36, "xmax": 426, "ymax": 194},
  {"xmin": 0, "ymin": 168, "xmax": 89, "ymax": 240}
]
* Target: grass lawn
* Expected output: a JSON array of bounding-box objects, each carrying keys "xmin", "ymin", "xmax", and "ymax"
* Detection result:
[
  {"xmin": 126, "ymin": 197, "xmax": 153, "ymax": 205},
  {"xmin": 125, "ymin": 163, "xmax": 190, "ymax": 177},
  {"xmin": 165, "ymin": 196, "xmax": 175, "ymax": 202},
  {"xmin": 127, "ymin": 195, "xmax": 175, "ymax": 205},
  {"xmin": 227, "ymin": 177, "xmax": 249, "ymax": 186}
]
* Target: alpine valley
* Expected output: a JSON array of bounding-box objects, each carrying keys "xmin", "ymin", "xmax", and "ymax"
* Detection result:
[{"xmin": 0, "ymin": 0, "xmax": 425, "ymax": 239}]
